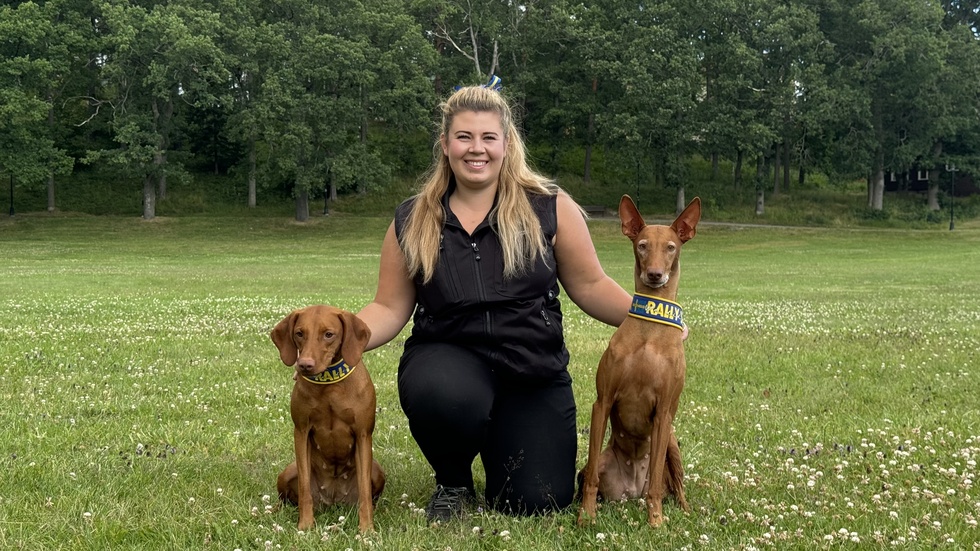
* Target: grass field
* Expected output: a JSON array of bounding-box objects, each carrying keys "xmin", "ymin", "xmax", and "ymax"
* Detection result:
[{"xmin": 1, "ymin": 212, "xmax": 979, "ymax": 550}]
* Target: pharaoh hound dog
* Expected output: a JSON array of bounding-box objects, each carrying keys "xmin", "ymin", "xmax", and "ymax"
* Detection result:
[{"xmin": 578, "ymin": 195, "xmax": 700, "ymax": 527}]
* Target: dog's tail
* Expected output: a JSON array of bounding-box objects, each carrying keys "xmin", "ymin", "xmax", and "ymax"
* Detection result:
[{"xmin": 665, "ymin": 430, "xmax": 690, "ymax": 511}]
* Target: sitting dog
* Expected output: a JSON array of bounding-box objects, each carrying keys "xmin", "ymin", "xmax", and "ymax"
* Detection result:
[
  {"xmin": 578, "ymin": 195, "xmax": 700, "ymax": 527},
  {"xmin": 270, "ymin": 305, "xmax": 385, "ymax": 533}
]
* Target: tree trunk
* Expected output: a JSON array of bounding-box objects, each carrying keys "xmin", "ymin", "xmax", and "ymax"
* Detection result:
[
  {"xmin": 142, "ymin": 174, "xmax": 156, "ymax": 220},
  {"xmin": 156, "ymin": 151, "xmax": 167, "ymax": 200},
  {"xmin": 871, "ymin": 149, "xmax": 885, "ymax": 211},
  {"xmin": 47, "ymin": 106, "xmax": 56, "ymax": 212},
  {"xmin": 247, "ymin": 138, "xmax": 257, "ymax": 208},
  {"xmin": 755, "ymin": 188, "xmax": 765, "ymax": 215},
  {"xmin": 783, "ymin": 139, "xmax": 791, "ymax": 192},
  {"xmin": 927, "ymin": 182, "xmax": 940, "ymax": 211},
  {"xmin": 927, "ymin": 141, "xmax": 942, "ymax": 211},
  {"xmin": 583, "ymin": 143, "xmax": 593, "ymax": 184},
  {"xmin": 734, "ymin": 150, "xmax": 743, "ymax": 191},
  {"xmin": 151, "ymin": 97, "xmax": 173, "ymax": 200},
  {"xmin": 675, "ymin": 186, "xmax": 686, "ymax": 215},
  {"xmin": 47, "ymin": 173, "xmax": 56, "ymax": 212},
  {"xmin": 871, "ymin": 171, "xmax": 884, "ymax": 211},
  {"xmin": 866, "ymin": 174, "xmax": 873, "ymax": 208},
  {"xmin": 711, "ymin": 152, "xmax": 719, "ymax": 180},
  {"xmin": 584, "ymin": 77, "xmax": 597, "ymax": 184},
  {"xmin": 773, "ymin": 143, "xmax": 781, "ymax": 195},
  {"xmin": 295, "ymin": 187, "xmax": 309, "ymax": 222}
]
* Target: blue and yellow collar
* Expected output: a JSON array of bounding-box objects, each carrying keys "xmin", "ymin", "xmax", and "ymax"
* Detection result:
[
  {"xmin": 628, "ymin": 294, "xmax": 684, "ymax": 330},
  {"xmin": 300, "ymin": 358, "xmax": 356, "ymax": 385}
]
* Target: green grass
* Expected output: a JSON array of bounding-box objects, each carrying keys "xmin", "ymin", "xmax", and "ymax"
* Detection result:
[{"xmin": 1, "ymin": 213, "xmax": 979, "ymax": 550}]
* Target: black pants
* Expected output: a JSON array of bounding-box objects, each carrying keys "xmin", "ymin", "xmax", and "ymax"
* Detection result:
[{"xmin": 397, "ymin": 342, "xmax": 577, "ymax": 514}]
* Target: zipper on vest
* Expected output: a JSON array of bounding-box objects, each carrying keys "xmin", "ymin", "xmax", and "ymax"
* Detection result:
[{"xmin": 470, "ymin": 240, "xmax": 493, "ymax": 338}]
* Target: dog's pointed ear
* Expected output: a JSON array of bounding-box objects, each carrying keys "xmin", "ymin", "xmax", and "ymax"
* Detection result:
[
  {"xmin": 619, "ymin": 195, "xmax": 645, "ymax": 240},
  {"xmin": 270, "ymin": 310, "xmax": 300, "ymax": 366},
  {"xmin": 339, "ymin": 311, "xmax": 371, "ymax": 367},
  {"xmin": 671, "ymin": 197, "xmax": 701, "ymax": 244}
]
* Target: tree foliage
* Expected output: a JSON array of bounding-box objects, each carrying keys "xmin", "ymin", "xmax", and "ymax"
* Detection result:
[{"xmin": 3, "ymin": 0, "xmax": 979, "ymax": 219}]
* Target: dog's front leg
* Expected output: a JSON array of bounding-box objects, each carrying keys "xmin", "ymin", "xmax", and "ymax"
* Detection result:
[
  {"xmin": 644, "ymin": 412, "xmax": 672, "ymax": 527},
  {"xmin": 578, "ymin": 397, "xmax": 612, "ymax": 525},
  {"xmin": 294, "ymin": 425, "xmax": 316, "ymax": 530},
  {"xmin": 354, "ymin": 430, "xmax": 376, "ymax": 533}
]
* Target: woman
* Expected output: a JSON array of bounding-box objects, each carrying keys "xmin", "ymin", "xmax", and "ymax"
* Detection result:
[{"xmin": 356, "ymin": 80, "xmax": 635, "ymax": 520}]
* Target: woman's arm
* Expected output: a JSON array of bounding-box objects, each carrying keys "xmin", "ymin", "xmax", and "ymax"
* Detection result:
[
  {"xmin": 553, "ymin": 192, "xmax": 632, "ymax": 327},
  {"xmin": 357, "ymin": 222, "xmax": 417, "ymax": 350}
]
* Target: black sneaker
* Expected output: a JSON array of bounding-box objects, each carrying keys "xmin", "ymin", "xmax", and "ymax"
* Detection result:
[{"xmin": 425, "ymin": 485, "xmax": 472, "ymax": 522}]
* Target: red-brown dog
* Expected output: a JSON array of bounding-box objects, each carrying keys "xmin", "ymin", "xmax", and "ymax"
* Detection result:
[
  {"xmin": 271, "ymin": 305, "xmax": 385, "ymax": 533},
  {"xmin": 578, "ymin": 195, "xmax": 699, "ymax": 527}
]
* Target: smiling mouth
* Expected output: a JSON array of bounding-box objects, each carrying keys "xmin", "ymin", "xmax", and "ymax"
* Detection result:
[{"xmin": 465, "ymin": 160, "xmax": 488, "ymax": 168}]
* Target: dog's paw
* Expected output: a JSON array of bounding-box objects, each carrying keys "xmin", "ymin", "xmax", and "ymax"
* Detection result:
[{"xmin": 576, "ymin": 508, "xmax": 598, "ymax": 526}]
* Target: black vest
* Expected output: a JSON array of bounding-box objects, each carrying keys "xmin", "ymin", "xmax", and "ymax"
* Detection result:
[{"xmin": 394, "ymin": 188, "xmax": 569, "ymax": 382}]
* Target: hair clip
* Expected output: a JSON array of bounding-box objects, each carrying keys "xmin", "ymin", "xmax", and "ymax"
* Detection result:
[
  {"xmin": 454, "ymin": 75, "xmax": 503, "ymax": 92},
  {"xmin": 484, "ymin": 75, "xmax": 502, "ymax": 91}
]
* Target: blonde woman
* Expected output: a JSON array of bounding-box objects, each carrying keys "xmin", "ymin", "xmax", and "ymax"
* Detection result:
[{"xmin": 358, "ymin": 80, "xmax": 636, "ymax": 520}]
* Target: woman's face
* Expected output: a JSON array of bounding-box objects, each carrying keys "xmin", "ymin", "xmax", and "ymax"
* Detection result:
[{"xmin": 441, "ymin": 110, "xmax": 508, "ymax": 191}]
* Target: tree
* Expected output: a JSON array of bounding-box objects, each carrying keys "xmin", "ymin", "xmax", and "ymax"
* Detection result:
[
  {"xmin": 587, "ymin": 0, "xmax": 701, "ymax": 211},
  {"xmin": 816, "ymin": 0, "xmax": 951, "ymax": 211},
  {"xmin": 0, "ymin": 1, "xmax": 75, "ymax": 214},
  {"xmin": 694, "ymin": 0, "xmax": 779, "ymax": 192},
  {"xmin": 256, "ymin": 0, "xmax": 435, "ymax": 221},
  {"xmin": 88, "ymin": 0, "xmax": 228, "ymax": 219}
]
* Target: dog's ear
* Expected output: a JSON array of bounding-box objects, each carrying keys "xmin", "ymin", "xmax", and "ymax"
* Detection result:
[
  {"xmin": 339, "ymin": 311, "xmax": 372, "ymax": 367},
  {"xmin": 671, "ymin": 197, "xmax": 701, "ymax": 244},
  {"xmin": 270, "ymin": 310, "xmax": 300, "ymax": 366},
  {"xmin": 618, "ymin": 195, "xmax": 645, "ymax": 240}
]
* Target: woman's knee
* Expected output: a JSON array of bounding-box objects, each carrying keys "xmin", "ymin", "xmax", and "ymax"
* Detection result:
[
  {"xmin": 397, "ymin": 342, "xmax": 495, "ymax": 427},
  {"xmin": 482, "ymin": 375, "xmax": 577, "ymax": 514}
]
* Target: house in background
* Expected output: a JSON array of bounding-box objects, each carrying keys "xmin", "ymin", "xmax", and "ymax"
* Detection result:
[{"xmin": 885, "ymin": 168, "xmax": 978, "ymax": 195}]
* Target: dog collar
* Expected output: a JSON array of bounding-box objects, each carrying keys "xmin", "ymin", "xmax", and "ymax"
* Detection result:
[
  {"xmin": 300, "ymin": 358, "xmax": 356, "ymax": 385},
  {"xmin": 628, "ymin": 294, "xmax": 684, "ymax": 330}
]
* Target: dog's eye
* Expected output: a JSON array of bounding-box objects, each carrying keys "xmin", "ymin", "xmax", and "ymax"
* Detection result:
[
  {"xmin": 637, "ymin": 240, "xmax": 648, "ymax": 252},
  {"xmin": 323, "ymin": 331, "xmax": 335, "ymax": 340},
  {"xmin": 667, "ymin": 243, "xmax": 676, "ymax": 252},
  {"xmin": 294, "ymin": 331, "xmax": 304, "ymax": 339}
]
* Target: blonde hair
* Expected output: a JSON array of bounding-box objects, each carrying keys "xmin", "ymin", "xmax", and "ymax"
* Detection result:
[{"xmin": 400, "ymin": 85, "xmax": 560, "ymax": 283}]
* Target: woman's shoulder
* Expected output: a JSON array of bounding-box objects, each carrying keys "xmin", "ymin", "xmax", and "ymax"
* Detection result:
[{"xmin": 394, "ymin": 195, "xmax": 420, "ymax": 233}]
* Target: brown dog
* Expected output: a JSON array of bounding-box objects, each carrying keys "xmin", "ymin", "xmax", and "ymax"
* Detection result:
[
  {"xmin": 578, "ymin": 195, "xmax": 700, "ymax": 527},
  {"xmin": 270, "ymin": 305, "xmax": 385, "ymax": 533}
]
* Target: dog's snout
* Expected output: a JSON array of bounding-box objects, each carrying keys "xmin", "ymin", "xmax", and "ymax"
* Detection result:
[
  {"xmin": 297, "ymin": 357, "xmax": 315, "ymax": 371},
  {"xmin": 642, "ymin": 267, "xmax": 670, "ymax": 289}
]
